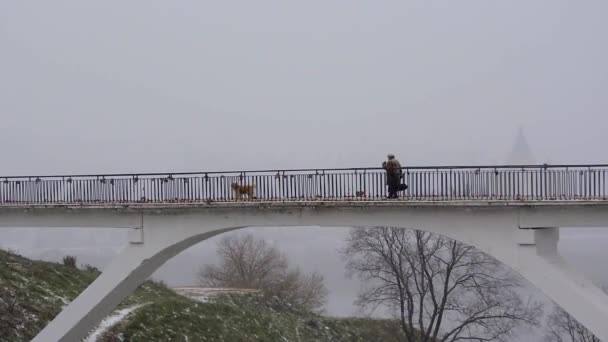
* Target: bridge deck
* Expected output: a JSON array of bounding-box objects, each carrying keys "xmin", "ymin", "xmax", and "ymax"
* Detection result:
[{"xmin": 1, "ymin": 199, "xmax": 608, "ymax": 210}]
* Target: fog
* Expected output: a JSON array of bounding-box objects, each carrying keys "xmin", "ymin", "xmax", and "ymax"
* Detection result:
[
  {"xmin": 1, "ymin": 1, "xmax": 607, "ymax": 174},
  {"xmin": 1, "ymin": 1, "xmax": 607, "ymax": 340}
]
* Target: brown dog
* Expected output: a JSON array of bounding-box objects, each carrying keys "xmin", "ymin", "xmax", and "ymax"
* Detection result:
[{"xmin": 231, "ymin": 182, "xmax": 255, "ymax": 201}]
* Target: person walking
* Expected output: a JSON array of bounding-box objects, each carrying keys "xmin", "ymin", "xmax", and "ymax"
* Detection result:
[{"xmin": 382, "ymin": 154, "xmax": 402, "ymax": 199}]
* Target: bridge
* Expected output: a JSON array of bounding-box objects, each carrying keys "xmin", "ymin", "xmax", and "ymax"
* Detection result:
[{"xmin": 0, "ymin": 164, "xmax": 607, "ymax": 341}]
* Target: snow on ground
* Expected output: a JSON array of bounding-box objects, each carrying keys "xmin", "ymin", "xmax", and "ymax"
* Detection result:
[
  {"xmin": 85, "ymin": 303, "xmax": 149, "ymax": 342},
  {"xmin": 173, "ymin": 287, "xmax": 260, "ymax": 303}
]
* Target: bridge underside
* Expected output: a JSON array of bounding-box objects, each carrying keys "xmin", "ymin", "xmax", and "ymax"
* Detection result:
[{"xmin": 0, "ymin": 202, "xmax": 605, "ymax": 341}]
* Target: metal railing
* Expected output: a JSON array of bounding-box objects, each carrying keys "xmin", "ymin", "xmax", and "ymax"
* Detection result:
[{"xmin": 0, "ymin": 164, "xmax": 607, "ymax": 205}]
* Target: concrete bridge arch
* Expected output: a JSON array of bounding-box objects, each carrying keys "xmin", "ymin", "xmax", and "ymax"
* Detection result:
[{"xmin": 15, "ymin": 203, "xmax": 608, "ymax": 341}]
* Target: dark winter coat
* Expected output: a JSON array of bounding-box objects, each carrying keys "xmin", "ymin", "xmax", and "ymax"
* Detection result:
[{"xmin": 382, "ymin": 159, "xmax": 402, "ymax": 185}]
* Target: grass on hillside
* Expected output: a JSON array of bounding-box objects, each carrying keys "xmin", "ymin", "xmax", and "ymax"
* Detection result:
[
  {"xmin": 0, "ymin": 249, "xmax": 179, "ymax": 342},
  {"xmin": 1, "ymin": 249, "xmax": 409, "ymax": 342},
  {"xmin": 100, "ymin": 293, "xmax": 407, "ymax": 342}
]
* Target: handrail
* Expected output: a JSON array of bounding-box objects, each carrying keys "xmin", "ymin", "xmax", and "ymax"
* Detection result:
[
  {"xmin": 1, "ymin": 164, "xmax": 607, "ymax": 180},
  {"xmin": 1, "ymin": 164, "xmax": 607, "ymax": 204}
]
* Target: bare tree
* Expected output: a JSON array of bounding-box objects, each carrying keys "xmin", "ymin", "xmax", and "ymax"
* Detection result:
[
  {"xmin": 545, "ymin": 286, "xmax": 607, "ymax": 342},
  {"xmin": 273, "ymin": 267, "xmax": 328, "ymax": 312},
  {"xmin": 343, "ymin": 227, "xmax": 541, "ymax": 342},
  {"xmin": 199, "ymin": 233, "xmax": 328, "ymax": 313}
]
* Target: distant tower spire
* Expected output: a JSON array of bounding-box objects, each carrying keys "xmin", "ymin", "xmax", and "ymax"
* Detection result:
[{"xmin": 506, "ymin": 125, "xmax": 536, "ymax": 165}]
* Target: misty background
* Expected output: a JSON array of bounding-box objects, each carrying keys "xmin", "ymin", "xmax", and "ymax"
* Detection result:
[
  {"xmin": 2, "ymin": 1, "xmax": 607, "ymax": 173},
  {"xmin": 1, "ymin": 0, "xmax": 607, "ymax": 338}
]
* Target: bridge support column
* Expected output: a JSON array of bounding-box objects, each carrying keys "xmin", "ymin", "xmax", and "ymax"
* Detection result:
[
  {"xmin": 31, "ymin": 243, "xmax": 163, "ymax": 342},
  {"xmin": 31, "ymin": 225, "xmax": 237, "ymax": 342},
  {"xmin": 511, "ymin": 227, "xmax": 608, "ymax": 341}
]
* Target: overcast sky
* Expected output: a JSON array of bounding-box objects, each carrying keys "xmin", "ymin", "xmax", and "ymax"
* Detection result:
[
  {"xmin": 1, "ymin": 1, "xmax": 607, "ymax": 176},
  {"xmin": 1, "ymin": 3, "xmax": 608, "ymax": 336}
]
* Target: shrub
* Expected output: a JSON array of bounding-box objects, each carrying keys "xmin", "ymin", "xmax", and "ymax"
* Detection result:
[{"xmin": 63, "ymin": 255, "xmax": 77, "ymax": 269}]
